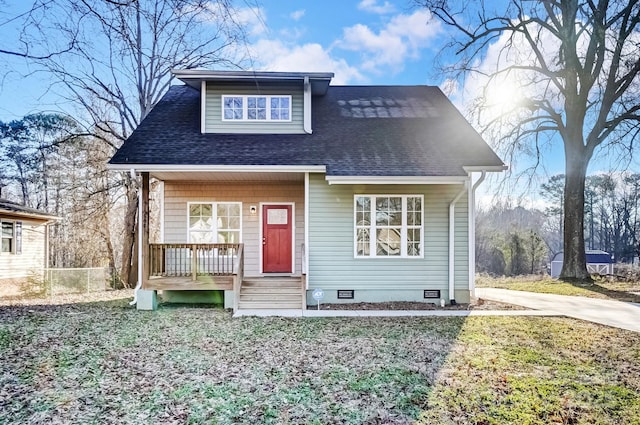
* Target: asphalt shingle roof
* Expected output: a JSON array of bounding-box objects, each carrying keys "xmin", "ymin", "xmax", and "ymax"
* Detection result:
[
  {"xmin": 109, "ymin": 84, "xmax": 504, "ymax": 176},
  {"xmin": 0, "ymin": 199, "xmax": 57, "ymax": 220}
]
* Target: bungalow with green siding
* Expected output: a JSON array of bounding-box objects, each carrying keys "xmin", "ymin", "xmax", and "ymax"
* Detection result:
[{"xmin": 108, "ymin": 70, "xmax": 505, "ymax": 312}]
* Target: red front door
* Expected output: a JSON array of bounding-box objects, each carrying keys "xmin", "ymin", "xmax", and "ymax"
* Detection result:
[{"xmin": 262, "ymin": 205, "xmax": 293, "ymax": 273}]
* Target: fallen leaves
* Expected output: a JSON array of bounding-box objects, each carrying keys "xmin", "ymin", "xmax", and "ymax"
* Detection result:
[{"xmin": 0, "ymin": 298, "xmax": 639, "ymax": 424}]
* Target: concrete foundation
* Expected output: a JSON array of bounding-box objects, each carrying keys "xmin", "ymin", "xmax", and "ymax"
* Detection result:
[
  {"xmin": 305, "ymin": 288, "xmax": 471, "ymax": 306},
  {"xmin": 136, "ymin": 289, "xmax": 158, "ymax": 310}
]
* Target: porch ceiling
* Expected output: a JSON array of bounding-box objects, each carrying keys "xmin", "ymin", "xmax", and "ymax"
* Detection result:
[{"xmin": 150, "ymin": 171, "xmax": 306, "ymax": 182}]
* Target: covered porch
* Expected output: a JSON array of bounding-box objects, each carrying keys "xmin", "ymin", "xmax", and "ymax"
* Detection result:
[{"xmin": 133, "ymin": 168, "xmax": 313, "ymax": 311}]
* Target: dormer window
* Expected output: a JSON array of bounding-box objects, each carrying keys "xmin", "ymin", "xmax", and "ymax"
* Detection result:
[{"xmin": 222, "ymin": 95, "xmax": 292, "ymax": 122}]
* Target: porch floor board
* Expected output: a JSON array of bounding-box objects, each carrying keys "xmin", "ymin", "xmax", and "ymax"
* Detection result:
[{"xmin": 144, "ymin": 276, "xmax": 233, "ymax": 291}]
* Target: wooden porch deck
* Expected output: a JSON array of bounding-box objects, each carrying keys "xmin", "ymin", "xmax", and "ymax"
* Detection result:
[{"xmin": 144, "ymin": 243, "xmax": 242, "ymax": 292}]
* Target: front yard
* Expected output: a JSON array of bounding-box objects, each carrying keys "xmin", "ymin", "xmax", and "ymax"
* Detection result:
[
  {"xmin": 477, "ymin": 274, "xmax": 640, "ymax": 303},
  {"xmin": 1, "ymin": 293, "xmax": 639, "ymax": 424}
]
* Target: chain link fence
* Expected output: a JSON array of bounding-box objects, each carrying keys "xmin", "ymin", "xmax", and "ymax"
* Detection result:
[{"xmin": 43, "ymin": 267, "xmax": 114, "ymax": 296}]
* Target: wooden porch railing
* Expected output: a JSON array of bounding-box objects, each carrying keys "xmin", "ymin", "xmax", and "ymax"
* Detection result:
[{"xmin": 149, "ymin": 243, "xmax": 243, "ymax": 280}]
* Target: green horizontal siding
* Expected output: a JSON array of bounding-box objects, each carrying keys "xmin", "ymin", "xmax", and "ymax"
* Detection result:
[
  {"xmin": 307, "ymin": 174, "xmax": 470, "ymax": 296},
  {"xmin": 205, "ymin": 82, "xmax": 305, "ymax": 134}
]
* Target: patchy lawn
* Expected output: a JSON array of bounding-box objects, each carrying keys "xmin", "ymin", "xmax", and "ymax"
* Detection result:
[
  {"xmin": 477, "ymin": 274, "xmax": 640, "ymax": 303},
  {"xmin": 1, "ymin": 294, "xmax": 639, "ymax": 424}
]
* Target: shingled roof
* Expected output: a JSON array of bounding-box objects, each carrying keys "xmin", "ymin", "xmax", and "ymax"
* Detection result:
[
  {"xmin": 0, "ymin": 199, "xmax": 58, "ymax": 221},
  {"xmin": 109, "ymin": 84, "xmax": 504, "ymax": 177}
]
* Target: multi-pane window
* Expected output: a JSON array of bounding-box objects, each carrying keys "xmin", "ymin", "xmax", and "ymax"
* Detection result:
[
  {"xmin": 223, "ymin": 96, "xmax": 243, "ymax": 120},
  {"xmin": 188, "ymin": 203, "xmax": 241, "ymax": 243},
  {"xmin": 1, "ymin": 221, "xmax": 13, "ymax": 253},
  {"xmin": 216, "ymin": 203, "xmax": 241, "ymax": 243},
  {"xmin": 354, "ymin": 195, "xmax": 423, "ymax": 258},
  {"xmin": 222, "ymin": 95, "xmax": 292, "ymax": 121},
  {"xmin": 270, "ymin": 97, "xmax": 290, "ymax": 120},
  {"xmin": 247, "ymin": 96, "xmax": 267, "ymax": 120}
]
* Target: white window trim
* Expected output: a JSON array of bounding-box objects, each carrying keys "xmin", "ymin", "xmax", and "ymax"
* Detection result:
[
  {"xmin": 353, "ymin": 194, "xmax": 424, "ymax": 259},
  {"xmin": 221, "ymin": 95, "xmax": 293, "ymax": 122},
  {"xmin": 1, "ymin": 219, "xmax": 21, "ymax": 255},
  {"xmin": 1, "ymin": 220, "xmax": 14, "ymax": 254},
  {"xmin": 186, "ymin": 202, "xmax": 243, "ymax": 244}
]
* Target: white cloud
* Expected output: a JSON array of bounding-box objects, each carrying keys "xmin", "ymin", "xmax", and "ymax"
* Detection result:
[
  {"xmin": 217, "ymin": 6, "xmax": 267, "ymax": 37},
  {"xmin": 243, "ymin": 7, "xmax": 442, "ymax": 84},
  {"xmin": 337, "ymin": 10, "xmax": 441, "ymax": 74},
  {"xmin": 247, "ymin": 39, "xmax": 364, "ymax": 84},
  {"xmin": 290, "ymin": 9, "xmax": 305, "ymax": 21},
  {"xmin": 358, "ymin": 0, "xmax": 395, "ymax": 14}
]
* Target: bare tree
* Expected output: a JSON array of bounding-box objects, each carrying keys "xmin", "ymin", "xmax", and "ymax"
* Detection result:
[
  {"xmin": 420, "ymin": 0, "xmax": 640, "ymax": 280},
  {"xmin": 540, "ymin": 174, "xmax": 564, "ymax": 255},
  {"xmin": 15, "ymin": 0, "xmax": 251, "ymax": 286}
]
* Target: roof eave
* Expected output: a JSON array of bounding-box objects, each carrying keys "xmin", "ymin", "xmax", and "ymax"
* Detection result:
[
  {"xmin": 107, "ymin": 163, "xmax": 328, "ymax": 173},
  {"xmin": 0, "ymin": 209, "xmax": 60, "ymax": 222},
  {"xmin": 172, "ymin": 69, "xmax": 335, "ymax": 95},
  {"xmin": 325, "ymin": 175, "xmax": 470, "ymax": 185},
  {"xmin": 463, "ymin": 165, "xmax": 508, "ymax": 173}
]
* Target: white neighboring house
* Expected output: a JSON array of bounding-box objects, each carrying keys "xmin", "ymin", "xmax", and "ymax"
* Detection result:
[{"xmin": 0, "ymin": 199, "xmax": 58, "ymax": 293}]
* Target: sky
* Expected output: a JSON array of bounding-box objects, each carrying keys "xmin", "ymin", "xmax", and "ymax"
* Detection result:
[
  {"xmin": 238, "ymin": 0, "xmax": 442, "ymax": 86},
  {"xmin": 0, "ymin": 0, "xmax": 637, "ymax": 207},
  {"xmin": 0, "ymin": 0, "xmax": 446, "ymax": 116}
]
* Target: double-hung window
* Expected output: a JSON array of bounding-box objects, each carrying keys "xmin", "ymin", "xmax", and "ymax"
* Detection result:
[
  {"xmin": 188, "ymin": 203, "xmax": 242, "ymax": 244},
  {"xmin": 1, "ymin": 220, "xmax": 21, "ymax": 254},
  {"xmin": 354, "ymin": 195, "xmax": 423, "ymax": 258},
  {"xmin": 222, "ymin": 95, "xmax": 291, "ymax": 121}
]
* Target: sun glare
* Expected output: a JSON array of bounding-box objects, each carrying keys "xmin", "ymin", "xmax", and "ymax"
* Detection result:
[{"xmin": 486, "ymin": 77, "xmax": 521, "ymax": 112}]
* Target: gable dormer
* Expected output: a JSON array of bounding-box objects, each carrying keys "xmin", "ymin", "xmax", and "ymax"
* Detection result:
[{"xmin": 172, "ymin": 70, "xmax": 334, "ymax": 135}]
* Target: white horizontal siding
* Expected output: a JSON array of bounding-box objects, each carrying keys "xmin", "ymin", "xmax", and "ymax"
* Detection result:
[
  {"xmin": 205, "ymin": 82, "xmax": 305, "ymax": 134},
  {"xmin": 0, "ymin": 218, "xmax": 46, "ymax": 282}
]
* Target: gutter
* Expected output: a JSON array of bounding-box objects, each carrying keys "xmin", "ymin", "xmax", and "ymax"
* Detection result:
[
  {"xmin": 448, "ymin": 182, "xmax": 468, "ymax": 305},
  {"xmin": 129, "ymin": 169, "xmax": 143, "ymax": 306}
]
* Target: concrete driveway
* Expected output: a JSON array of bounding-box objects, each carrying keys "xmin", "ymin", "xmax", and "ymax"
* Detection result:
[{"xmin": 477, "ymin": 287, "xmax": 640, "ymax": 333}]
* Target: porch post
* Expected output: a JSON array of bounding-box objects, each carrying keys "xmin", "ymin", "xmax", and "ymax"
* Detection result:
[{"xmin": 141, "ymin": 172, "xmax": 150, "ymax": 288}]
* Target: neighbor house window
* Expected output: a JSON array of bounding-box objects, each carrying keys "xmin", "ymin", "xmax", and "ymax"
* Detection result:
[
  {"xmin": 354, "ymin": 195, "xmax": 423, "ymax": 258},
  {"xmin": 1, "ymin": 220, "xmax": 21, "ymax": 254},
  {"xmin": 188, "ymin": 202, "xmax": 241, "ymax": 243},
  {"xmin": 222, "ymin": 95, "xmax": 292, "ymax": 121}
]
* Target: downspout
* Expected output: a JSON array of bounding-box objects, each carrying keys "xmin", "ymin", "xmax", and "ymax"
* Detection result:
[
  {"xmin": 468, "ymin": 171, "xmax": 486, "ymax": 298},
  {"xmin": 448, "ymin": 182, "xmax": 468, "ymax": 305},
  {"xmin": 129, "ymin": 169, "xmax": 143, "ymax": 306},
  {"xmin": 200, "ymin": 80, "xmax": 206, "ymax": 134},
  {"xmin": 304, "ymin": 172, "xmax": 310, "ymax": 283},
  {"xmin": 303, "ymin": 76, "xmax": 312, "ymax": 134}
]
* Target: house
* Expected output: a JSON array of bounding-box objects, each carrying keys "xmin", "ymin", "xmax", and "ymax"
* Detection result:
[
  {"xmin": 0, "ymin": 199, "xmax": 57, "ymax": 294},
  {"xmin": 550, "ymin": 250, "xmax": 614, "ymax": 277},
  {"xmin": 108, "ymin": 70, "xmax": 506, "ymax": 311}
]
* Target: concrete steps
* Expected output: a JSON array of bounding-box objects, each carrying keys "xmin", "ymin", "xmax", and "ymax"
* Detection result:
[{"xmin": 238, "ymin": 277, "xmax": 302, "ymax": 310}]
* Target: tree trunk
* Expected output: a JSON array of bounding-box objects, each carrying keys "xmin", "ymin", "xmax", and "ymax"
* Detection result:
[
  {"xmin": 119, "ymin": 174, "xmax": 138, "ymax": 288},
  {"xmin": 560, "ymin": 148, "xmax": 591, "ymax": 280}
]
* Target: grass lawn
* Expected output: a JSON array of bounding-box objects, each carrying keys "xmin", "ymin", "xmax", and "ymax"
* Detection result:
[
  {"xmin": 1, "ymin": 294, "xmax": 639, "ymax": 424},
  {"xmin": 477, "ymin": 274, "xmax": 640, "ymax": 303}
]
